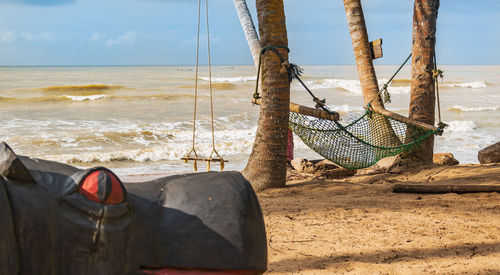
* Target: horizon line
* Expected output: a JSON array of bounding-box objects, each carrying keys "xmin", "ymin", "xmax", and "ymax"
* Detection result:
[{"xmin": 0, "ymin": 64, "xmax": 498, "ymax": 67}]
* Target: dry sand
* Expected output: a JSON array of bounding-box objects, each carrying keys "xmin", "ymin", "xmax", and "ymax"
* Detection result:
[{"xmin": 259, "ymin": 164, "xmax": 500, "ymax": 274}]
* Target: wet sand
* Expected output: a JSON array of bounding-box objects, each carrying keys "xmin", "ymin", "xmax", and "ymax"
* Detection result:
[{"xmin": 260, "ymin": 164, "xmax": 500, "ymax": 274}]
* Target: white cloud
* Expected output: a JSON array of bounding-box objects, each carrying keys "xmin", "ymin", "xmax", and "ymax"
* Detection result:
[
  {"xmin": 179, "ymin": 34, "xmax": 221, "ymax": 47},
  {"xmin": 106, "ymin": 31, "xmax": 137, "ymax": 47},
  {"xmin": 20, "ymin": 31, "xmax": 53, "ymax": 41},
  {"xmin": 0, "ymin": 31, "xmax": 16, "ymax": 43},
  {"xmin": 0, "ymin": 30, "xmax": 54, "ymax": 44},
  {"xmin": 0, "ymin": 0, "xmax": 75, "ymax": 6},
  {"xmin": 88, "ymin": 32, "xmax": 104, "ymax": 43}
]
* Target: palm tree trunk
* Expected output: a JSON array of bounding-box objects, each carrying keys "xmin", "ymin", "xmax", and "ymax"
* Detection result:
[
  {"xmin": 233, "ymin": 0, "xmax": 261, "ymax": 70},
  {"xmin": 406, "ymin": 0, "xmax": 439, "ymax": 164},
  {"xmin": 234, "ymin": 0, "xmax": 295, "ymax": 163},
  {"xmin": 343, "ymin": 0, "xmax": 383, "ymax": 109},
  {"xmin": 343, "ymin": 0, "xmax": 401, "ymax": 148},
  {"xmin": 242, "ymin": 0, "xmax": 290, "ymax": 191}
]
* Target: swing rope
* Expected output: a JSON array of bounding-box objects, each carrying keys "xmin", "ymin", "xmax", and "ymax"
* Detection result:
[{"xmin": 182, "ymin": 0, "xmax": 227, "ymax": 171}]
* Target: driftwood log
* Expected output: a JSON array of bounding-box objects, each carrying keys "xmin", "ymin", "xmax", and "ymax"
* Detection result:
[{"xmin": 392, "ymin": 184, "xmax": 500, "ymax": 194}]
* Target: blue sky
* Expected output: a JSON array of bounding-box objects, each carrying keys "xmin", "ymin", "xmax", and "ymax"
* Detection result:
[{"xmin": 0, "ymin": 0, "xmax": 498, "ymax": 65}]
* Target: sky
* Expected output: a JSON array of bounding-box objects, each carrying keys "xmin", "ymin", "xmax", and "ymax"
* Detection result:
[{"xmin": 0, "ymin": 0, "xmax": 498, "ymax": 66}]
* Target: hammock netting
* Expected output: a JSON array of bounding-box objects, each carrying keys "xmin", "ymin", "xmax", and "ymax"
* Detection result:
[{"xmin": 289, "ymin": 110, "xmax": 439, "ymax": 169}]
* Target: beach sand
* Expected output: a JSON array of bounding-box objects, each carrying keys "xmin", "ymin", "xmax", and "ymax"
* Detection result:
[
  {"xmin": 124, "ymin": 163, "xmax": 500, "ymax": 273},
  {"xmin": 260, "ymin": 163, "xmax": 500, "ymax": 274}
]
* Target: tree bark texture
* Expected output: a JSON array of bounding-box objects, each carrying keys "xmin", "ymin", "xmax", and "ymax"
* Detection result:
[
  {"xmin": 242, "ymin": 0, "xmax": 290, "ymax": 191},
  {"xmin": 233, "ymin": 0, "xmax": 262, "ymax": 70},
  {"xmin": 407, "ymin": 0, "xmax": 439, "ymax": 164},
  {"xmin": 343, "ymin": 0, "xmax": 400, "ymax": 147},
  {"xmin": 343, "ymin": 0, "xmax": 383, "ymax": 109}
]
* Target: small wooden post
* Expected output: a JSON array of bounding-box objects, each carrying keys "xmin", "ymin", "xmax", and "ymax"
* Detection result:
[{"xmin": 370, "ymin": 38, "xmax": 383, "ymax": 60}]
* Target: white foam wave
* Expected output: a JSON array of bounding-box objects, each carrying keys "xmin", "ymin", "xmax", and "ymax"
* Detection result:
[
  {"xmin": 448, "ymin": 105, "xmax": 499, "ymax": 112},
  {"xmin": 328, "ymin": 104, "xmax": 364, "ymax": 113},
  {"xmin": 64, "ymin": 94, "xmax": 108, "ymax": 101},
  {"xmin": 199, "ymin": 76, "xmax": 256, "ymax": 83},
  {"xmin": 446, "ymin": 120, "xmax": 477, "ymax": 132},
  {"xmin": 304, "ymin": 78, "xmax": 489, "ymax": 94},
  {"xmin": 444, "ymin": 81, "xmax": 487, "ymax": 88},
  {"xmin": 48, "ymin": 133, "xmax": 256, "ymax": 164},
  {"xmin": 306, "ymin": 79, "xmax": 361, "ymax": 93},
  {"xmin": 304, "ymin": 78, "xmax": 410, "ymax": 94}
]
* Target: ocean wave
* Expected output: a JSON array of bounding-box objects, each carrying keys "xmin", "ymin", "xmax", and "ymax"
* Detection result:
[
  {"xmin": 63, "ymin": 94, "xmax": 108, "ymax": 101},
  {"xmin": 443, "ymin": 81, "xmax": 488, "ymax": 88},
  {"xmin": 390, "ymin": 79, "xmax": 412, "ymax": 86},
  {"xmin": 42, "ymin": 84, "xmax": 126, "ymax": 93},
  {"xmin": 5, "ymin": 118, "xmax": 258, "ymax": 160},
  {"xmin": 304, "ymin": 79, "xmax": 360, "ymax": 93},
  {"xmin": 62, "ymin": 130, "xmax": 176, "ymax": 147},
  {"xmin": 448, "ymin": 105, "xmax": 499, "ymax": 112},
  {"xmin": 446, "ymin": 120, "xmax": 477, "ymax": 132},
  {"xmin": 179, "ymin": 83, "xmax": 238, "ymax": 90},
  {"xmin": 199, "ymin": 76, "xmax": 256, "ymax": 83},
  {"xmin": 120, "ymin": 93, "xmax": 202, "ymax": 101},
  {"xmin": 0, "ymin": 95, "xmax": 108, "ymax": 103},
  {"xmin": 50, "ymin": 147, "xmax": 176, "ymax": 163},
  {"xmin": 47, "ymin": 137, "xmax": 256, "ymax": 164},
  {"xmin": 304, "ymin": 78, "xmax": 410, "ymax": 94},
  {"xmin": 0, "ymin": 93, "xmax": 200, "ymax": 103},
  {"xmin": 328, "ymin": 104, "xmax": 364, "ymax": 114},
  {"xmin": 301, "ymin": 78, "xmax": 489, "ymax": 94}
]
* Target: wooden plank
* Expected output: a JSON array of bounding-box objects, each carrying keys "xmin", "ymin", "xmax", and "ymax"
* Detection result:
[
  {"xmin": 370, "ymin": 38, "xmax": 383, "ymax": 59},
  {"xmin": 370, "ymin": 105, "xmax": 442, "ymax": 134},
  {"xmin": 252, "ymin": 98, "xmax": 339, "ymax": 121},
  {"xmin": 181, "ymin": 157, "xmax": 228, "ymax": 162}
]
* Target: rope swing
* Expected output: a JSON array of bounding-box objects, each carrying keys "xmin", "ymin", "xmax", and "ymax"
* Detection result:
[{"xmin": 181, "ymin": 0, "xmax": 227, "ymax": 171}]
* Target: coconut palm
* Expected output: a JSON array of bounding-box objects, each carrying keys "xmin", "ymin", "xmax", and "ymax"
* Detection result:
[
  {"xmin": 343, "ymin": 0, "xmax": 401, "ymax": 148},
  {"xmin": 242, "ymin": 0, "xmax": 290, "ymax": 191},
  {"xmin": 233, "ymin": 0, "xmax": 261, "ymax": 70},
  {"xmin": 407, "ymin": 0, "xmax": 440, "ymax": 163}
]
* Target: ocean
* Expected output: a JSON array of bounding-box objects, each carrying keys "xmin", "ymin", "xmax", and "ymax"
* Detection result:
[{"xmin": 0, "ymin": 65, "xmax": 498, "ymax": 176}]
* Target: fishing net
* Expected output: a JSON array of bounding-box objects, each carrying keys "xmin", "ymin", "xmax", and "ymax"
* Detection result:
[{"xmin": 289, "ymin": 109, "xmax": 439, "ymax": 169}]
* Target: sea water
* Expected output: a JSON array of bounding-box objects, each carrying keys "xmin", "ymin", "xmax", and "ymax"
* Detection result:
[{"xmin": 0, "ymin": 65, "xmax": 498, "ymax": 175}]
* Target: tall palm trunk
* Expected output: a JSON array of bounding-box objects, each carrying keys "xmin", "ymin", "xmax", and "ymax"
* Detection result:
[
  {"xmin": 233, "ymin": 0, "xmax": 261, "ymax": 70},
  {"xmin": 343, "ymin": 0, "xmax": 400, "ymax": 148},
  {"xmin": 242, "ymin": 0, "xmax": 290, "ymax": 191},
  {"xmin": 233, "ymin": 0, "xmax": 295, "ymax": 162},
  {"xmin": 407, "ymin": 0, "xmax": 440, "ymax": 163}
]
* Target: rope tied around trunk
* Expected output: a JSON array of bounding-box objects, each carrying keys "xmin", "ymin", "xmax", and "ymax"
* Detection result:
[
  {"xmin": 433, "ymin": 53, "xmax": 447, "ymax": 129},
  {"xmin": 253, "ymin": 45, "xmax": 336, "ymax": 115}
]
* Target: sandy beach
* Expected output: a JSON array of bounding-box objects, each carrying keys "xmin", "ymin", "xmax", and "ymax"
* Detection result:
[{"xmin": 257, "ymin": 163, "xmax": 500, "ymax": 274}]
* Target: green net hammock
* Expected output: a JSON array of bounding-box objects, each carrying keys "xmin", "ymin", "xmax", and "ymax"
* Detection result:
[
  {"xmin": 252, "ymin": 46, "xmax": 443, "ymax": 170},
  {"xmin": 289, "ymin": 109, "xmax": 440, "ymax": 170}
]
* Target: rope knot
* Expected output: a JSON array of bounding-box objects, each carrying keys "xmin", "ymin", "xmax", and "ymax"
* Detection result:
[
  {"xmin": 437, "ymin": 121, "xmax": 448, "ymax": 129},
  {"xmin": 280, "ymin": 60, "xmax": 290, "ymax": 74},
  {"xmin": 432, "ymin": 68, "xmax": 443, "ymax": 80},
  {"xmin": 313, "ymin": 98, "xmax": 326, "ymax": 109}
]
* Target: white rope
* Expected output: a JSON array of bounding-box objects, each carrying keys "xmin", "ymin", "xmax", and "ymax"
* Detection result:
[{"xmin": 182, "ymin": 0, "xmax": 226, "ymax": 171}]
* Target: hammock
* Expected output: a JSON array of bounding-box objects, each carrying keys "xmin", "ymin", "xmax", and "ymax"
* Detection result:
[
  {"xmin": 253, "ymin": 46, "xmax": 444, "ymax": 170},
  {"xmin": 289, "ymin": 107, "xmax": 440, "ymax": 169}
]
